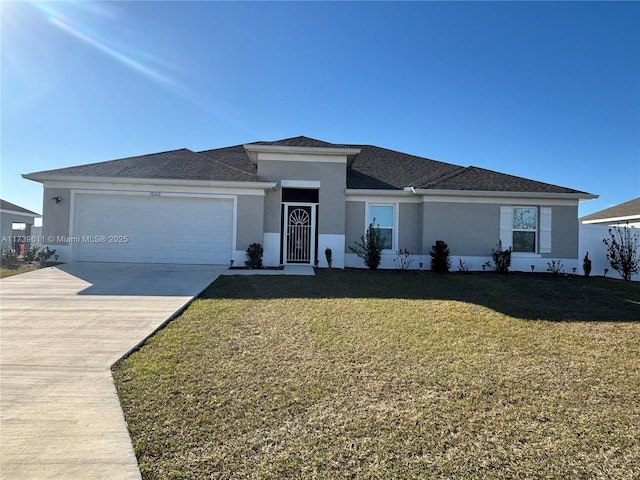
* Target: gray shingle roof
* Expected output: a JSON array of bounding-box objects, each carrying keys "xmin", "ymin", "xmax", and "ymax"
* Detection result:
[
  {"xmin": 0, "ymin": 199, "xmax": 40, "ymax": 216},
  {"xmin": 28, "ymin": 148, "xmax": 265, "ymax": 183},
  {"xmin": 25, "ymin": 136, "xmax": 592, "ymax": 196},
  {"xmin": 580, "ymin": 197, "xmax": 640, "ymax": 222},
  {"xmin": 419, "ymin": 166, "xmax": 588, "ymax": 194}
]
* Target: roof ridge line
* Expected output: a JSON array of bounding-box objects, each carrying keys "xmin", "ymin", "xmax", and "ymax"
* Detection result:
[
  {"xmin": 417, "ymin": 166, "xmax": 470, "ymax": 188},
  {"xmin": 193, "ymin": 150, "xmax": 262, "ymax": 180}
]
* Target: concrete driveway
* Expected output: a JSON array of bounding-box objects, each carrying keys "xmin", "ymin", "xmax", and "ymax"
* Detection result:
[{"xmin": 0, "ymin": 262, "xmax": 226, "ymax": 480}]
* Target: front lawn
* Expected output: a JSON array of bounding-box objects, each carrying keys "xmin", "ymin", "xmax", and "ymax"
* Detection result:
[
  {"xmin": 0, "ymin": 265, "xmax": 39, "ymax": 278},
  {"xmin": 113, "ymin": 271, "xmax": 640, "ymax": 479}
]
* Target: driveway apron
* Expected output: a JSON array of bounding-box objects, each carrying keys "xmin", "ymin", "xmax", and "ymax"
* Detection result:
[{"xmin": 0, "ymin": 262, "xmax": 226, "ymax": 480}]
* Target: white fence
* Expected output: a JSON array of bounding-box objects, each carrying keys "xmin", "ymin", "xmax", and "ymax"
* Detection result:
[{"xmin": 579, "ymin": 224, "xmax": 640, "ymax": 281}]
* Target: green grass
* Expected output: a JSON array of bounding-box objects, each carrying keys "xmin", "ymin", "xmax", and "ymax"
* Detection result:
[
  {"xmin": 0, "ymin": 265, "xmax": 39, "ymax": 278},
  {"xmin": 113, "ymin": 271, "xmax": 640, "ymax": 479}
]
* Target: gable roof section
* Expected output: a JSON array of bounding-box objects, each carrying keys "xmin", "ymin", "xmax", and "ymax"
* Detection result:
[
  {"xmin": 0, "ymin": 199, "xmax": 40, "ymax": 217},
  {"xmin": 25, "ymin": 148, "xmax": 265, "ymax": 183},
  {"xmin": 580, "ymin": 197, "xmax": 640, "ymax": 223}
]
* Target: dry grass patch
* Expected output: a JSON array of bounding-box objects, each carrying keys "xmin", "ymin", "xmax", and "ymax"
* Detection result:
[{"xmin": 113, "ymin": 271, "xmax": 640, "ymax": 479}]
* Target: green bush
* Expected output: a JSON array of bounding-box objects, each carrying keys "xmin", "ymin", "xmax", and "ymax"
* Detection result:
[
  {"xmin": 35, "ymin": 247, "xmax": 56, "ymax": 267},
  {"xmin": 429, "ymin": 240, "xmax": 451, "ymax": 273},
  {"xmin": 23, "ymin": 246, "xmax": 40, "ymax": 264},
  {"xmin": 349, "ymin": 220, "xmax": 387, "ymax": 270},
  {"xmin": 491, "ymin": 241, "xmax": 512, "ymax": 273},
  {"xmin": 1, "ymin": 250, "xmax": 20, "ymax": 269},
  {"xmin": 245, "ymin": 243, "xmax": 263, "ymax": 269}
]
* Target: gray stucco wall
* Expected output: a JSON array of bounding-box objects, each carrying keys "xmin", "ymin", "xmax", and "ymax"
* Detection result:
[
  {"xmin": 423, "ymin": 202, "xmax": 499, "ymax": 257},
  {"xmin": 236, "ymin": 195, "xmax": 265, "ymax": 250},
  {"xmin": 42, "ymin": 188, "xmax": 71, "ymax": 244},
  {"xmin": 263, "ymin": 190, "xmax": 281, "ymax": 234},
  {"xmin": 423, "ymin": 202, "xmax": 580, "ymax": 259},
  {"xmin": 344, "ymin": 200, "xmax": 365, "ymax": 253},
  {"xmin": 548, "ymin": 205, "xmax": 579, "ymax": 258},
  {"xmin": 399, "ymin": 203, "xmax": 422, "ymax": 253},
  {"xmin": 258, "ymin": 160, "xmax": 346, "ymax": 235}
]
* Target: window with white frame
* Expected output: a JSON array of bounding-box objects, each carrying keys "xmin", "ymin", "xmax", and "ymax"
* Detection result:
[
  {"xmin": 512, "ymin": 206, "xmax": 537, "ymax": 252},
  {"xmin": 500, "ymin": 206, "xmax": 552, "ymax": 254},
  {"xmin": 369, "ymin": 204, "xmax": 394, "ymax": 250}
]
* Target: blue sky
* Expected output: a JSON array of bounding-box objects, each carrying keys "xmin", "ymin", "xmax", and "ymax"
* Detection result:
[{"xmin": 2, "ymin": 1, "xmax": 639, "ymax": 224}]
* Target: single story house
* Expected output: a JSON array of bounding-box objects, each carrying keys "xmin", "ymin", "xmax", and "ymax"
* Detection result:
[
  {"xmin": 580, "ymin": 197, "xmax": 640, "ymax": 227},
  {"xmin": 24, "ymin": 136, "xmax": 597, "ymax": 270},
  {"xmin": 0, "ymin": 199, "xmax": 41, "ymax": 252}
]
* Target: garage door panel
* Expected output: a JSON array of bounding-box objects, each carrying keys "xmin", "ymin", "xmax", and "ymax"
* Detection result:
[{"xmin": 74, "ymin": 194, "xmax": 233, "ymax": 264}]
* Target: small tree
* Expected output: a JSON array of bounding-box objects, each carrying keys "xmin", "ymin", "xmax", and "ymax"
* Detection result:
[
  {"xmin": 583, "ymin": 252, "xmax": 592, "ymax": 277},
  {"xmin": 349, "ymin": 220, "xmax": 387, "ymax": 270},
  {"xmin": 324, "ymin": 247, "xmax": 333, "ymax": 268},
  {"xmin": 603, "ymin": 226, "xmax": 639, "ymax": 281},
  {"xmin": 491, "ymin": 240, "xmax": 512, "ymax": 273},
  {"xmin": 429, "ymin": 240, "xmax": 451, "ymax": 273}
]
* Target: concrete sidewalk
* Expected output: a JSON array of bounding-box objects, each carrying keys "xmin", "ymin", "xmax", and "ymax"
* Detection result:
[{"xmin": 0, "ymin": 262, "xmax": 226, "ymax": 480}]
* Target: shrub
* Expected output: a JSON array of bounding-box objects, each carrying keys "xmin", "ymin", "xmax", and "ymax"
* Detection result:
[
  {"xmin": 394, "ymin": 249, "xmax": 414, "ymax": 271},
  {"xmin": 603, "ymin": 226, "xmax": 640, "ymax": 281},
  {"xmin": 546, "ymin": 259, "xmax": 564, "ymax": 275},
  {"xmin": 491, "ymin": 241, "xmax": 512, "ymax": 273},
  {"xmin": 349, "ymin": 220, "xmax": 387, "ymax": 270},
  {"xmin": 325, "ymin": 247, "xmax": 332, "ymax": 269},
  {"xmin": 23, "ymin": 246, "xmax": 40, "ymax": 264},
  {"xmin": 1, "ymin": 250, "xmax": 20, "ymax": 269},
  {"xmin": 244, "ymin": 243, "xmax": 263, "ymax": 269},
  {"xmin": 583, "ymin": 252, "xmax": 592, "ymax": 277},
  {"xmin": 458, "ymin": 258, "xmax": 471, "ymax": 272},
  {"xmin": 35, "ymin": 247, "xmax": 56, "ymax": 267},
  {"xmin": 429, "ymin": 240, "xmax": 451, "ymax": 273}
]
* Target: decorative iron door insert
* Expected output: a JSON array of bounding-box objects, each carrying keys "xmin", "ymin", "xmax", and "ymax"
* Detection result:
[{"xmin": 286, "ymin": 205, "xmax": 313, "ymax": 263}]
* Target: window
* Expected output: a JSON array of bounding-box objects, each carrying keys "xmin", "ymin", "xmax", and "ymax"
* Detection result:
[
  {"xmin": 512, "ymin": 207, "xmax": 537, "ymax": 252},
  {"xmin": 500, "ymin": 206, "xmax": 552, "ymax": 254},
  {"xmin": 369, "ymin": 204, "xmax": 394, "ymax": 250}
]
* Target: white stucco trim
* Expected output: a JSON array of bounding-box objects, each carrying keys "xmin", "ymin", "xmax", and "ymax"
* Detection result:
[
  {"xmin": 318, "ymin": 234, "xmax": 345, "ymax": 269},
  {"xmin": 281, "ymin": 180, "xmax": 321, "ymax": 189},
  {"xmin": 263, "ymin": 232, "xmax": 281, "ymax": 267},
  {"xmin": 243, "ymin": 144, "xmax": 361, "ymax": 163}
]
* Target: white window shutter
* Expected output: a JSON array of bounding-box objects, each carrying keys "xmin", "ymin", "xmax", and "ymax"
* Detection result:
[
  {"xmin": 540, "ymin": 207, "xmax": 552, "ymax": 253},
  {"xmin": 500, "ymin": 206, "xmax": 513, "ymax": 249}
]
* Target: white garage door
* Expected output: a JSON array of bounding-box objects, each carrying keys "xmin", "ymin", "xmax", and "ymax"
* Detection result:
[{"xmin": 74, "ymin": 194, "xmax": 233, "ymax": 264}]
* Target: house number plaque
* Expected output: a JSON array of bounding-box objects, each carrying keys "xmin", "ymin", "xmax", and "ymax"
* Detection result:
[{"xmin": 150, "ymin": 191, "xmax": 162, "ymax": 196}]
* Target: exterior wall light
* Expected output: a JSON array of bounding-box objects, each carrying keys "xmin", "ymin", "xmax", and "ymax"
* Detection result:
[{"xmin": 51, "ymin": 196, "xmax": 62, "ymax": 203}]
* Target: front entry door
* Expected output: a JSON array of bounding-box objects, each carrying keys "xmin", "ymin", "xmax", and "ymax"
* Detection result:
[{"xmin": 284, "ymin": 204, "xmax": 315, "ymax": 264}]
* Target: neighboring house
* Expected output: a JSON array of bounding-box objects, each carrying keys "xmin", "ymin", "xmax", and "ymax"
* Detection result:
[
  {"xmin": 579, "ymin": 197, "xmax": 640, "ymax": 281},
  {"xmin": 24, "ymin": 136, "xmax": 597, "ymax": 270},
  {"xmin": 580, "ymin": 197, "xmax": 640, "ymax": 227},
  {"xmin": 0, "ymin": 199, "xmax": 41, "ymax": 252}
]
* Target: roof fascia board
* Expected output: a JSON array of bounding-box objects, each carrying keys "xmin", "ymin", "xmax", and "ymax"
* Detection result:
[
  {"xmin": 346, "ymin": 189, "xmax": 414, "ymax": 197},
  {"xmin": 582, "ymin": 215, "xmax": 640, "ymax": 225},
  {"xmin": 244, "ymin": 144, "xmax": 361, "ymax": 165},
  {"xmin": 0, "ymin": 209, "xmax": 41, "ymax": 218},
  {"xmin": 22, "ymin": 173, "xmax": 277, "ymax": 190},
  {"xmin": 406, "ymin": 187, "xmax": 598, "ymax": 201}
]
